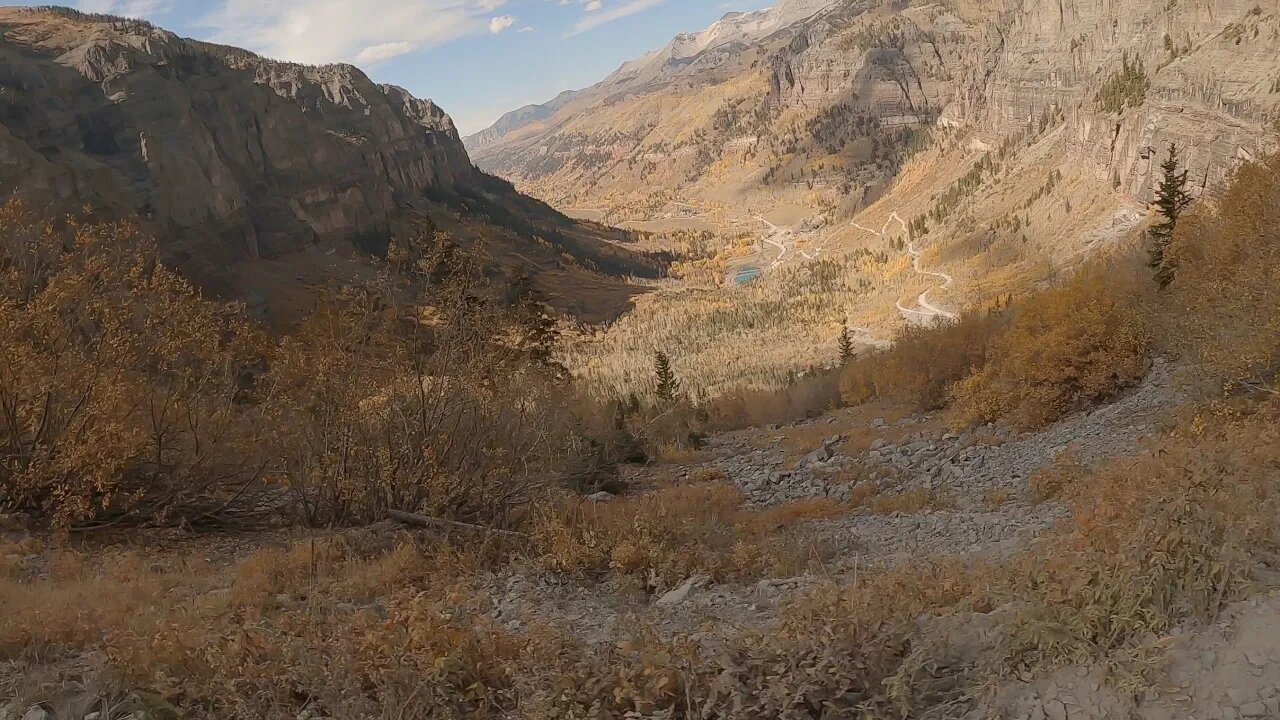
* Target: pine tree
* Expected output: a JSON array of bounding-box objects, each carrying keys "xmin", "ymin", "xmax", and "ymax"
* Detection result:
[
  {"xmin": 654, "ymin": 351, "xmax": 680, "ymax": 403},
  {"xmin": 838, "ymin": 320, "xmax": 855, "ymax": 364},
  {"xmin": 1148, "ymin": 143, "xmax": 1192, "ymax": 290}
]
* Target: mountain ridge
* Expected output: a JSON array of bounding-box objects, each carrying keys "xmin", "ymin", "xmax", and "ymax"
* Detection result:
[
  {"xmin": 0, "ymin": 6, "xmax": 654, "ymax": 324},
  {"xmin": 463, "ymin": 0, "xmax": 840, "ymax": 153}
]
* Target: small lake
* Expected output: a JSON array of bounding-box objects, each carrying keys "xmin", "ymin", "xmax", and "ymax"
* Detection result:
[{"xmin": 733, "ymin": 266, "xmax": 761, "ymax": 285}]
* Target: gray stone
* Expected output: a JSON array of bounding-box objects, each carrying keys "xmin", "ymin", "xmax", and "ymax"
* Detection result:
[
  {"xmin": 1240, "ymin": 701, "xmax": 1267, "ymax": 718},
  {"xmin": 804, "ymin": 445, "xmax": 835, "ymax": 465},
  {"xmin": 21, "ymin": 708, "xmax": 51, "ymax": 720},
  {"xmin": 1044, "ymin": 699, "xmax": 1067, "ymax": 720},
  {"xmin": 656, "ymin": 574, "xmax": 710, "ymax": 607},
  {"xmin": 587, "ymin": 491, "xmax": 616, "ymax": 503}
]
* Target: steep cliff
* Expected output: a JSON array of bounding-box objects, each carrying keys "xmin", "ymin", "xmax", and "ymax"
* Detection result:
[
  {"xmin": 472, "ymin": 0, "xmax": 1279, "ymax": 221},
  {"xmin": 0, "ymin": 7, "xmax": 653, "ymax": 322}
]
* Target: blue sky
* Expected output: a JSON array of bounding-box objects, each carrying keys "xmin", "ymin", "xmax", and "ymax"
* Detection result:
[{"xmin": 65, "ymin": 0, "xmax": 775, "ymax": 134}]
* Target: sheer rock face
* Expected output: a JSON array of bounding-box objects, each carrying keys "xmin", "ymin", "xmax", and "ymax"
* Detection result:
[
  {"xmin": 958, "ymin": 0, "xmax": 1280, "ymax": 199},
  {"xmin": 470, "ymin": 0, "xmax": 1279, "ymax": 208},
  {"xmin": 0, "ymin": 9, "xmax": 476, "ymax": 273}
]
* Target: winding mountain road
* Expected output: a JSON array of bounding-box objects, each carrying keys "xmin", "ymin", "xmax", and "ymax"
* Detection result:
[
  {"xmin": 851, "ymin": 212, "xmax": 958, "ymax": 322},
  {"xmin": 755, "ymin": 215, "xmax": 791, "ymax": 268}
]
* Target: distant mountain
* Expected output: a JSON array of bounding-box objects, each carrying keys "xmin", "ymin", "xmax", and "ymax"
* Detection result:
[
  {"xmin": 464, "ymin": 0, "xmax": 838, "ymax": 153},
  {"xmin": 465, "ymin": 89, "xmax": 584, "ymax": 153},
  {"xmin": 469, "ymin": 0, "xmax": 1279, "ymax": 223},
  {"xmin": 0, "ymin": 7, "xmax": 656, "ymax": 324}
]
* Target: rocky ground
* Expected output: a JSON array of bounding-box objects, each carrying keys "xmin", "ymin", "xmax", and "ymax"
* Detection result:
[
  {"xmin": 17, "ymin": 358, "xmax": 1280, "ymax": 720},
  {"xmin": 479, "ymin": 360, "xmax": 1182, "ymax": 646}
]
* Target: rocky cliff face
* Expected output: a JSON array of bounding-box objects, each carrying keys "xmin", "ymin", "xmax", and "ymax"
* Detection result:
[
  {"xmin": 967, "ymin": 0, "xmax": 1280, "ymax": 199},
  {"xmin": 0, "ymin": 9, "xmax": 474, "ymax": 264},
  {"xmin": 0, "ymin": 7, "xmax": 651, "ymax": 321},
  {"xmin": 472, "ymin": 0, "xmax": 1279, "ymax": 217}
]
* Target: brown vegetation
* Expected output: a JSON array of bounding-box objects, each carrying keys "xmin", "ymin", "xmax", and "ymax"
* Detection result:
[
  {"xmin": 531, "ymin": 482, "xmax": 842, "ymax": 589},
  {"xmin": 949, "ymin": 264, "xmax": 1153, "ymax": 429},
  {"xmin": 0, "ymin": 203, "xmax": 592, "ymax": 530},
  {"xmin": 6, "ymin": 149, "xmax": 1280, "ymax": 718}
]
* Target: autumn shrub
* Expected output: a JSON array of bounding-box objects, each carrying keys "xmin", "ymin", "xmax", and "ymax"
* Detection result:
[
  {"xmin": 267, "ymin": 272, "xmax": 571, "ymax": 527},
  {"xmin": 949, "ymin": 263, "xmax": 1153, "ymax": 429},
  {"xmin": 704, "ymin": 370, "xmax": 843, "ymax": 430},
  {"xmin": 0, "ymin": 203, "xmax": 272, "ymax": 528},
  {"xmin": 0, "ymin": 204, "xmax": 609, "ymax": 530},
  {"xmin": 839, "ymin": 311, "xmax": 1006, "ymax": 411},
  {"xmin": 1166, "ymin": 150, "xmax": 1280, "ymax": 393}
]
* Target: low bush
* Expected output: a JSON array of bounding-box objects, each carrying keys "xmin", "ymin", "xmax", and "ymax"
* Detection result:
[
  {"xmin": 948, "ymin": 264, "xmax": 1153, "ymax": 429},
  {"xmin": 839, "ymin": 312, "xmax": 1006, "ymax": 410}
]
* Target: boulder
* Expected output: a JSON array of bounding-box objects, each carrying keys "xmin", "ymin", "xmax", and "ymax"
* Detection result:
[{"xmin": 656, "ymin": 574, "xmax": 710, "ymax": 607}]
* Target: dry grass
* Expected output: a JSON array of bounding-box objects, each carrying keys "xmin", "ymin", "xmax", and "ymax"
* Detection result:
[
  {"xmin": 545, "ymin": 403, "xmax": 1280, "ymax": 716},
  {"xmin": 6, "ymin": 401, "xmax": 1280, "ymax": 717},
  {"xmin": 1028, "ymin": 451, "xmax": 1091, "ymax": 503},
  {"xmin": 0, "ymin": 532, "xmax": 544, "ymax": 719},
  {"xmin": 530, "ymin": 482, "xmax": 845, "ymax": 590},
  {"xmin": 869, "ymin": 488, "xmax": 953, "ymax": 515},
  {"xmin": 984, "ymin": 486, "xmax": 1015, "ymax": 508}
]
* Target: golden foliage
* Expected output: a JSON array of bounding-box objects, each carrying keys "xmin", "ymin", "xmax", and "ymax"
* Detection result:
[
  {"xmin": 0, "ymin": 203, "xmax": 270, "ymax": 527},
  {"xmin": 839, "ymin": 312, "xmax": 1005, "ymax": 410},
  {"xmin": 949, "ymin": 265, "xmax": 1153, "ymax": 429},
  {"xmin": 1167, "ymin": 151, "xmax": 1280, "ymax": 392},
  {"xmin": 0, "ymin": 203, "xmax": 591, "ymax": 529}
]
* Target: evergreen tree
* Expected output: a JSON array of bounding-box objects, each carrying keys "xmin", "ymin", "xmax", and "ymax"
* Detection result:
[
  {"xmin": 838, "ymin": 320, "xmax": 855, "ymax": 364},
  {"xmin": 1148, "ymin": 143, "xmax": 1192, "ymax": 290},
  {"xmin": 654, "ymin": 351, "xmax": 680, "ymax": 403}
]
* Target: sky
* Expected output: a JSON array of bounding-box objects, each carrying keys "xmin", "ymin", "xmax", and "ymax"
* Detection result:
[{"xmin": 61, "ymin": 0, "xmax": 777, "ymax": 135}]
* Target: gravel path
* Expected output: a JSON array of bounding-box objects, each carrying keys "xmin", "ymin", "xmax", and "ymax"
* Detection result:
[{"xmin": 478, "ymin": 362, "xmax": 1181, "ymax": 645}]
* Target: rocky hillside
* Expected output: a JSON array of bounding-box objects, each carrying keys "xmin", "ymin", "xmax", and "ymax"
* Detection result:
[
  {"xmin": 472, "ymin": 0, "xmax": 1279, "ymax": 222},
  {"xmin": 0, "ymin": 7, "xmax": 656, "ymax": 323},
  {"xmin": 463, "ymin": 0, "xmax": 838, "ymax": 159}
]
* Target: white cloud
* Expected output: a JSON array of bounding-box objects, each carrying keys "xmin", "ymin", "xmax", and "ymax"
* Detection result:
[
  {"xmin": 488, "ymin": 14, "xmax": 516, "ymax": 33},
  {"xmin": 567, "ymin": 0, "xmax": 667, "ymax": 36},
  {"xmin": 355, "ymin": 41, "xmax": 416, "ymax": 64},
  {"xmin": 200, "ymin": 0, "xmax": 487, "ymax": 67},
  {"xmin": 584, "ymin": 0, "xmax": 603, "ymax": 10},
  {"xmin": 475, "ymin": 0, "xmax": 506, "ymax": 9},
  {"xmin": 78, "ymin": 0, "xmax": 170, "ymax": 18}
]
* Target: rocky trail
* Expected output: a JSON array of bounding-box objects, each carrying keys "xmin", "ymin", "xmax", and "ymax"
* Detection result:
[
  {"xmin": 481, "ymin": 359, "xmax": 1181, "ymax": 646},
  {"xmin": 469, "ymin": 360, "xmax": 1280, "ymax": 720}
]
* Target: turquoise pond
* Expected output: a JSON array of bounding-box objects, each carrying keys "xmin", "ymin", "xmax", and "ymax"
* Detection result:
[{"xmin": 733, "ymin": 266, "xmax": 761, "ymax": 284}]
